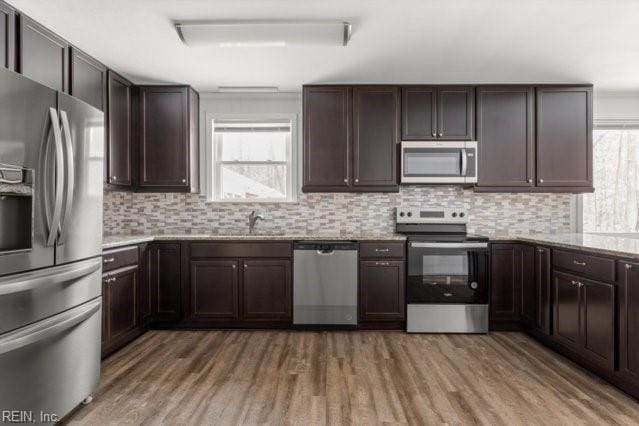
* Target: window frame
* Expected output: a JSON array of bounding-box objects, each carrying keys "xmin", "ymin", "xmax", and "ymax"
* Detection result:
[
  {"xmin": 576, "ymin": 119, "xmax": 639, "ymax": 233},
  {"xmin": 205, "ymin": 113, "xmax": 299, "ymax": 203}
]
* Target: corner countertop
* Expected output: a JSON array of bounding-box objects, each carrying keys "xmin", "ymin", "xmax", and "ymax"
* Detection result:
[
  {"xmin": 102, "ymin": 233, "xmax": 407, "ymax": 250},
  {"xmin": 482, "ymin": 232, "xmax": 639, "ymax": 260}
]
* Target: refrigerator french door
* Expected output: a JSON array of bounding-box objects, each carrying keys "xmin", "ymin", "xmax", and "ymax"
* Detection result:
[{"xmin": 0, "ymin": 68, "xmax": 104, "ymax": 421}]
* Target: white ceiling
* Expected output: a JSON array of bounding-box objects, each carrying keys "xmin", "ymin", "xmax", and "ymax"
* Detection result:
[{"xmin": 8, "ymin": 0, "xmax": 639, "ymax": 92}]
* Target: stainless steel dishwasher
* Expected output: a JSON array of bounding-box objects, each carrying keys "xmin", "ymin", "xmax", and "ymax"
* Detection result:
[{"xmin": 293, "ymin": 241, "xmax": 358, "ymax": 325}]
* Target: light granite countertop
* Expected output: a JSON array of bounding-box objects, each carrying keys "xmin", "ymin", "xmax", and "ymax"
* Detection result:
[
  {"xmin": 102, "ymin": 233, "xmax": 407, "ymax": 250},
  {"xmin": 103, "ymin": 232, "xmax": 639, "ymax": 259},
  {"xmin": 482, "ymin": 233, "xmax": 639, "ymax": 259}
]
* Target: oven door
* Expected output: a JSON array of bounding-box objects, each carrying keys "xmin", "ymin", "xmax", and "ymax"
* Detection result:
[
  {"xmin": 407, "ymin": 241, "xmax": 489, "ymax": 304},
  {"xmin": 401, "ymin": 141, "xmax": 477, "ymax": 183}
]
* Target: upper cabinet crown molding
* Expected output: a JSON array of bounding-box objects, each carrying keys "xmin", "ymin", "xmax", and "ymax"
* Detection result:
[{"xmin": 0, "ymin": 0, "xmax": 15, "ymax": 71}]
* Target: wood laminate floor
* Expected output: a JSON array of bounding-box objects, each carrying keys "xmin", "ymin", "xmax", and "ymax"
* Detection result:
[{"xmin": 66, "ymin": 330, "xmax": 639, "ymax": 425}]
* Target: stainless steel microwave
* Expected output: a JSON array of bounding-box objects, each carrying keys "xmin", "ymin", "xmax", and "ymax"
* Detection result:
[{"xmin": 400, "ymin": 141, "xmax": 478, "ymax": 184}]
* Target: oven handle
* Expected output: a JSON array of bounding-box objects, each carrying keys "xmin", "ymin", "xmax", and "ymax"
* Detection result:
[{"xmin": 410, "ymin": 242, "xmax": 488, "ymax": 249}]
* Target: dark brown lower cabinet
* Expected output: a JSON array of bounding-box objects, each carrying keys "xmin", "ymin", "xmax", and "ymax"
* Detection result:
[
  {"xmin": 150, "ymin": 243, "xmax": 182, "ymax": 323},
  {"xmin": 535, "ymin": 246, "xmax": 552, "ymax": 335},
  {"xmin": 102, "ymin": 265, "xmax": 139, "ymax": 357},
  {"xmin": 618, "ymin": 261, "xmax": 639, "ymax": 389},
  {"xmin": 552, "ymin": 271, "xmax": 615, "ymax": 371},
  {"xmin": 242, "ymin": 260, "xmax": 291, "ymax": 321},
  {"xmin": 490, "ymin": 244, "xmax": 533, "ymax": 329},
  {"xmin": 359, "ymin": 260, "xmax": 405, "ymax": 321},
  {"xmin": 190, "ymin": 260, "xmax": 239, "ymax": 320}
]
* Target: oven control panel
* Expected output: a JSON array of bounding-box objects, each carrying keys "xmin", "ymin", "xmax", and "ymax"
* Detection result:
[{"xmin": 396, "ymin": 207, "xmax": 467, "ymax": 224}]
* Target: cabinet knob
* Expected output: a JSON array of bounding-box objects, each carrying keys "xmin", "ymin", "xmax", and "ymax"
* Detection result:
[
  {"xmin": 355, "ymin": 179, "xmax": 359, "ymax": 183},
  {"xmin": 343, "ymin": 179, "xmax": 348, "ymax": 183},
  {"xmin": 438, "ymin": 132, "xmax": 443, "ymax": 137},
  {"xmin": 112, "ymin": 176, "xmax": 117, "ymax": 181},
  {"xmin": 181, "ymin": 179, "xmax": 186, "ymax": 183},
  {"xmin": 431, "ymin": 132, "xmax": 436, "ymax": 137},
  {"xmin": 244, "ymin": 264, "xmax": 248, "ymax": 269},
  {"xmin": 626, "ymin": 264, "xmax": 633, "ymax": 270},
  {"xmin": 539, "ymin": 179, "xmax": 544, "ymax": 183},
  {"xmin": 528, "ymin": 179, "xmax": 533, "ymax": 183},
  {"xmin": 232, "ymin": 264, "xmax": 236, "ymax": 269}
]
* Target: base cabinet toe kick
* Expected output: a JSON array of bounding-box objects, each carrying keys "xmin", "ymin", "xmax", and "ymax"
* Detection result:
[{"xmin": 490, "ymin": 242, "xmax": 639, "ymax": 400}]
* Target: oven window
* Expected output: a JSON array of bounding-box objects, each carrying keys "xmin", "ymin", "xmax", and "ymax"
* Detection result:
[
  {"xmin": 422, "ymin": 254, "xmax": 467, "ymax": 279},
  {"xmin": 403, "ymin": 151, "xmax": 461, "ymax": 176}
]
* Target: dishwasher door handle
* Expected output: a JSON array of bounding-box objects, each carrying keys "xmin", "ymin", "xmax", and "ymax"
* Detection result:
[{"xmin": 316, "ymin": 250, "xmax": 335, "ymax": 256}]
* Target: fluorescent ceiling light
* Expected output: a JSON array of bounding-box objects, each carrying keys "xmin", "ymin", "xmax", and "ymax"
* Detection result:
[{"xmin": 175, "ymin": 20, "xmax": 352, "ymax": 47}]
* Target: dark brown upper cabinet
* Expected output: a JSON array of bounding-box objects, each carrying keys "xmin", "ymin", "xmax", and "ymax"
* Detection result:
[
  {"xmin": 0, "ymin": 0, "xmax": 15, "ymax": 71},
  {"xmin": 303, "ymin": 86, "xmax": 351, "ymax": 191},
  {"xmin": 619, "ymin": 261, "xmax": 639, "ymax": 387},
  {"xmin": 476, "ymin": 86, "xmax": 535, "ymax": 188},
  {"xmin": 303, "ymin": 85, "xmax": 399, "ymax": 193},
  {"xmin": 401, "ymin": 86, "xmax": 474, "ymax": 140},
  {"xmin": 352, "ymin": 87, "xmax": 399, "ymax": 191},
  {"xmin": 106, "ymin": 70, "xmax": 132, "ymax": 187},
  {"xmin": 69, "ymin": 46, "xmax": 106, "ymax": 111},
  {"xmin": 17, "ymin": 14, "xmax": 69, "ymax": 92},
  {"xmin": 137, "ymin": 86, "xmax": 200, "ymax": 192},
  {"xmin": 536, "ymin": 86, "xmax": 593, "ymax": 189}
]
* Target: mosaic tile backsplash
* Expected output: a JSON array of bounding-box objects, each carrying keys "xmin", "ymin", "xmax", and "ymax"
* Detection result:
[{"xmin": 103, "ymin": 186, "xmax": 573, "ymax": 236}]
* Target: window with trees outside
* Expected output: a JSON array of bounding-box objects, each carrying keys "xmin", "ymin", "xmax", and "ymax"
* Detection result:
[
  {"xmin": 210, "ymin": 117, "xmax": 297, "ymax": 202},
  {"xmin": 582, "ymin": 126, "xmax": 639, "ymax": 233}
]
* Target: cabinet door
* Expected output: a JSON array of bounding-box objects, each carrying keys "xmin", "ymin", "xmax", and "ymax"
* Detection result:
[
  {"xmin": 0, "ymin": 1, "xmax": 15, "ymax": 70},
  {"xmin": 490, "ymin": 244, "xmax": 521, "ymax": 323},
  {"xmin": 520, "ymin": 245, "xmax": 537, "ymax": 328},
  {"xmin": 69, "ymin": 47, "xmax": 106, "ymax": 111},
  {"xmin": 241, "ymin": 260, "xmax": 291, "ymax": 320},
  {"xmin": 536, "ymin": 86, "xmax": 592, "ymax": 188},
  {"xmin": 190, "ymin": 260, "xmax": 239, "ymax": 320},
  {"xmin": 352, "ymin": 87, "xmax": 399, "ymax": 190},
  {"xmin": 476, "ymin": 86, "xmax": 535, "ymax": 187},
  {"xmin": 359, "ymin": 260, "xmax": 405, "ymax": 321},
  {"xmin": 18, "ymin": 15, "xmax": 69, "ymax": 92},
  {"xmin": 553, "ymin": 272, "xmax": 581, "ymax": 348},
  {"xmin": 107, "ymin": 71, "xmax": 132, "ymax": 187},
  {"xmin": 101, "ymin": 278, "xmax": 108, "ymax": 347},
  {"xmin": 139, "ymin": 86, "xmax": 190, "ymax": 190},
  {"xmin": 138, "ymin": 243, "xmax": 152, "ymax": 324},
  {"xmin": 303, "ymin": 86, "xmax": 351, "ymax": 191},
  {"xmin": 581, "ymin": 278, "xmax": 615, "ymax": 371},
  {"xmin": 437, "ymin": 86, "xmax": 474, "ymax": 140},
  {"xmin": 150, "ymin": 243, "xmax": 181, "ymax": 321},
  {"xmin": 535, "ymin": 246, "xmax": 552, "ymax": 335},
  {"xmin": 619, "ymin": 261, "xmax": 639, "ymax": 382},
  {"xmin": 106, "ymin": 265, "xmax": 138, "ymax": 342},
  {"xmin": 401, "ymin": 86, "xmax": 437, "ymax": 140}
]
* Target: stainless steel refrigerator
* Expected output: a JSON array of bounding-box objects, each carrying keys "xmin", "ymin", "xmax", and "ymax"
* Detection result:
[{"xmin": 0, "ymin": 68, "xmax": 103, "ymax": 421}]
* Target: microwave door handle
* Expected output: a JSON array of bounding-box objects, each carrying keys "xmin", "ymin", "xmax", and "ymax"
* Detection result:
[{"xmin": 461, "ymin": 148, "xmax": 468, "ymax": 177}]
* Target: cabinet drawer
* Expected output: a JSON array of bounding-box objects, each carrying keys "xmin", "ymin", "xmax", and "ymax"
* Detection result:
[
  {"xmin": 102, "ymin": 246, "xmax": 139, "ymax": 272},
  {"xmin": 553, "ymin": 250, "xmax": 615, "ymax": 282},
  {"xmin": 190, "ymin": 242, "xmax": 292, "ymax": 259},
  {"xmin": 359, "ymin": 242, "xmax": 405, "ymax": 259}
]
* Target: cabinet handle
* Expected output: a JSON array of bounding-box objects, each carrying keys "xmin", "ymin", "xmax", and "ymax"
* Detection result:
[
  {"xmin": 375, "ymin": 261, "xmax": 390, "ymax": 266},
  {"xmin": 103, "ymin": 257, "xmax": 115, "ymax": 264},
  {"xmin": 625, "ymin": 264, "xmax": 633, "ymax": 270},
  {"xmin": 375, "ymin": 248, "xmax": 390, "ymax": 253},
  {"xmin": 538, "ymin": 248, "xmax": 544, "ymax": 253},
  {"xmin": 573, "ymin": 260, "xmax": 586, "ymax": 266},
  {"xmin": 571, "ymin": 280, "xmax": 583, "ymax": 287},
  {"xmin": 578, "ymin": 282, "xmax": 584, "ymax": 288},
  {"xmin": 104, "ymin": 277, "xmax": 116, "ymax": 283}
]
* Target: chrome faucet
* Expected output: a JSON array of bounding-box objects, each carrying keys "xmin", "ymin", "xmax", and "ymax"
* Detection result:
[{"xmin": 248, "ymin": 211, "xmax": 265, "ymax": 234}]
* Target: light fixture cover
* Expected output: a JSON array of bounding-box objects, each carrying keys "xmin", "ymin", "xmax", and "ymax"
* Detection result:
[{"xmin": 175, "ymin": 20, "xmax": 352, "ymax": 47}]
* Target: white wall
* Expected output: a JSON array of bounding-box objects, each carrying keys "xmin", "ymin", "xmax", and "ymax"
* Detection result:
[{"xmin": 594, "ymin": 90, "xmax": 639, "ymax": 122}]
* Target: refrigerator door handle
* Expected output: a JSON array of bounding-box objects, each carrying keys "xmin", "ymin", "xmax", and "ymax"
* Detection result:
[
  {"xmin": 0, "ymin": 257, "xmax": 101, "ymax": 297},
  {"xmin": 44, "ymin": 107, "xmax": 65, "ymax": 247},
  {"xmin": 58, "ymin": 110, "xmax": 75, "ymax": 243},
  {"xmin": 0, "ymin": 297, "xmax": 101, "ymax": 356}
]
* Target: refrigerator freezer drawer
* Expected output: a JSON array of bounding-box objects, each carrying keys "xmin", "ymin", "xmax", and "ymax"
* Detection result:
[
  {"xmin": 0, "ymin": 297, "xmax": 102, "ymax": 421},
  {"xmin": 0, "ymin": 257, "xmax": 102, "ymax": 334}
]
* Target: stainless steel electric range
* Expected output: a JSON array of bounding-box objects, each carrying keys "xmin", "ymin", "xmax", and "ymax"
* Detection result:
[{"xmin": 396, "ymin": 207, "xmax": 490, "ymax": 333}]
